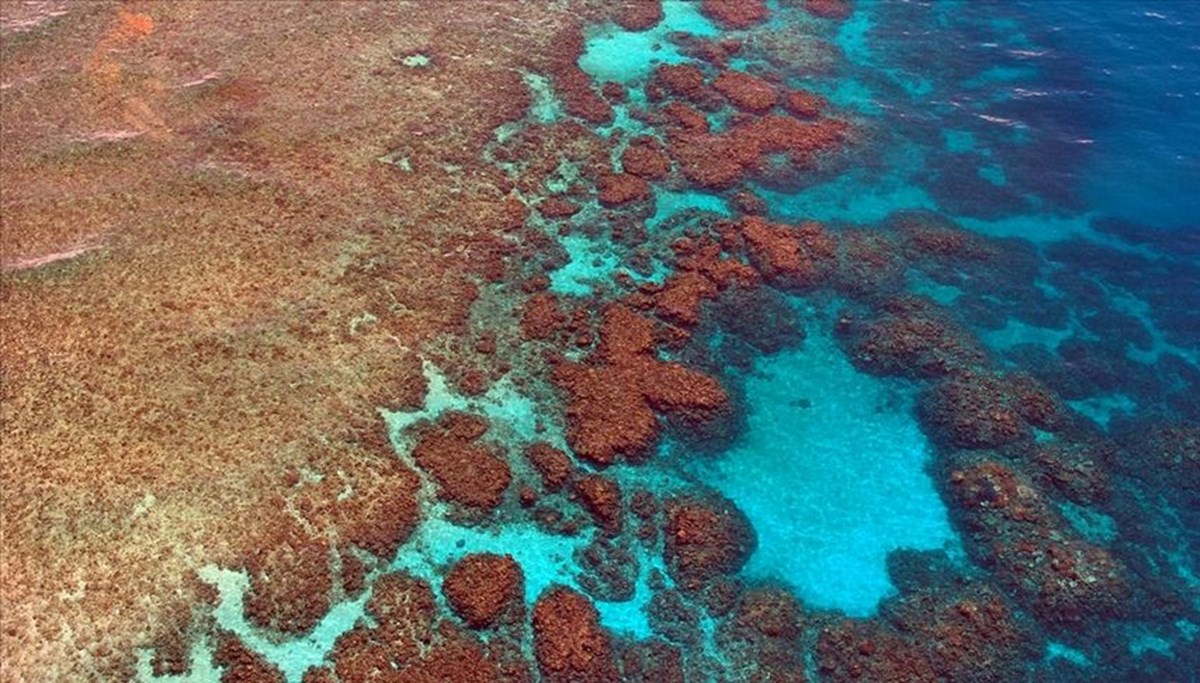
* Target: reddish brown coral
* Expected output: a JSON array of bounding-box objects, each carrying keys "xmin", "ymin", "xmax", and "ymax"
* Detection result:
[
  {"xmin": 613, "ymin": 0, "xmax": 664, "ymax": 31},
  {"xmin": 550, "ymin": 47, "xmax": 614, "ymax": 125},
  {"xmin": 525, "ymin": 442, "xmax": 574, "ymax": 491},
  {"xmin": 732, "ymin": 190, "xmax": 768, "ymax": 215},
  {"xmin": 654, "ymin": 64, "xmax": 708, "ymax": 101},
  {"xmin": 365, "ymin": 351, "xmax": 429, "ymax": 412},
  {"xmin": 669, "ymin": 131, "xmax": 759, "ymax": 190},
  {"xmin": 498, "ymin": 120, "xmax": 613, "ymax": 195},
  {"xmin": 411, "ymin": 413, "xmax": 511, "ymax": 510},
  {"xmin": 1005, "ymin": 373, "xmax": 1066, "ymax": 431},
  {"xmin": 533, "ymin": 587, "xmax": 619, "ymax": 683},
  {"xmin": 331, "ymin": 572, "xmax": 514, "ymax": 683},
  {"xmin": 816, "ymin": 584, "xmax": 1035, "ymax": 682},
  {"xmin": 733, "ymin": 588, "xmax": 803, "ymax": 640},
  {"xmin": 214, "ymin": 633, "xmax": 285, "ymax": 683},
  {"xmin": 521, "ymin": 292, "xmax": 565, "ymax": 341},
  {"xmin": 326, "ymin": 449, "xmax": 423, "ymax": 562},
  {"xmin": 575, "ymin": 474, "xmax": 623, "ymax": 533},
  {"xmin": 675, "ymin": 36, "xmax": 744, "ymax": 69},
  {"xmin": 713, "ymin": 70, "xmax": 778, "ymax": 113},
  {"xmin": 701, "ymin": 0, "xmax": 770, "ymax": 29},
  {"xmin": 443, "ymin": 553, "xmax": 524, "ymax": 629},
  {"xmin": 649, "ymin": 235, "xmax": 762, "ymax": 329},
  {"xmin": 620, "ymin": 136, "xmax": 671, "ymax": 179},
  {"xmin": 340, "ymin": 553, "xmax": 368, "ymax": 599},
  {"xmin": 598, "ymin": 173, "xmax": 652, "ymax": 207},
  {"xmin": 666, "ymin": 114, "xmax": 847, "ymax": 191},
  {"xmin": 713, "ymin": 587, "xmax": 807, "ymax": 680},
  {"xmin": 538, "ymin": 196, "xmax": 582, "ymax": 219},
  {"xmin": 805, "ymin": 0, "xmax": 853, "ymax": 20},
  {"xmin": 674, "ymin": 236, "xmax": 760, "ymax": 289},
  {"xmin": 535, "ymin": 22, "xmax": 614, "ymax": 119},
  {"xmin": 660, "ymin": 102, "xmax": 711, "ymax": 134},
  {"xmin": 663, "ymin": 494, "xmax": 756, "ymax": 591},
  {"xmin": 739, "ymin": 114, "xmax": 849, "ymax": 159},
  {"xmin": 782, "ymin": 89, "xmax": 827, "ymax": 119},
  {"xmin": 947, "ymin": 457, "xmax": 1130, "ymax": 627},
  {"xmin": 366, "ymin": 572, "xmax": 438, "ymax": 646},
  {"xmin": 837, "ymin": 296, "xmax": 988, "ymax": 379},
  {"xmin": 238, "ymin": 427, "xmax": 418, "ymax": 638},
  {"xmin": 243, "ymin": 522, "xmax": 333, "ymax": 636},
  {"xmin": 654, "ymin": 271, "xmax": 720, "ymax": 327},
  {"xmin": 602, "ymin": 82, "xmax": 627, "ymax": 103},
  {"xmin": 740, "ymin": 216, "xmax": 837, "ymax": 288},
  {"xmin": 919, "ymin": 372, "xmax": 1062, "ymax": 450},
  {"xmin": 554, "ymin": 305, "xmax": 728, "ymax": 465}
]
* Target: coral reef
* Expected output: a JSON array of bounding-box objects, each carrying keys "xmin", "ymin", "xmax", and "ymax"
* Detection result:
[
  {"xmin": 618, "ymin": 639, "xmax": 685, "ymax": 683},
  {"xmin": 620, "ymin": 136, "xmax": 672, "ymax": 179},
  {"xmin": 715, "ymin": 587, "xmax": 807, "ymax": 681},
  {"xmin": 411, "ymin": 412, "xmax": 512, "ymax": 511},
  {"xmin": 0, "ymin": 2, "xmax": 613, "ymax": 676},
  {"xmin": 739, "ymin": 216, "xmax": 837, "ymax": 289},
  {"xmin": 525, "ymin": 442, "xmax": 574, "ymax": 492},
  {"xmin": 214, "ymin": 632, "xmax": 285, "ymax": 683},
  {"xmin": 443, "ymin": 554, "xmax": 525, "ymax": 629},
  {"xmin": 597, "ymin": 172, "xmax": 652, "ymax": 208},
  {"xmin": 554, "ymin": 305, "xmax": 728, "ymax": 465},
  {"xmin": 919, "ymin": 371, "xmax": 1064, "ymax": 450},
  {"xmin": 1111, "ymin": 420, "xmax": 1200, "ymax": 499},
  {"xmin": 575, "ymin": 537, "xmax": 639, "ymax": 601},
  {"xmin": 663, "ymin": 493, "xmax": 756, "ymax": 591},
  {"xmin": 612, "ymin": 0, "xmax": 663, "ymax": 31},
  {"xmin": 243, "ymin": 524, "xmax": 334, "ymax": 636},
  {"xmin": 815, "ymin": 583, "xmax": 1037, "ymax": 682},
  {"xmin": 532, "ymin": 587, "xmax": 619, "ymax": 683},
  {"xmin": 946, "ymin": 456, "xmax": 1131, "ymax": 628},
  {"xmin": 837, "ymin": 296, "xmax": 988, "ymax": 379},
  {"xmin": 804, "ymin": 0, "xmax": 853, "ymax": 20},
  {"xmin": 520, "ymin": 291, "xmax": 566, "ymax": 342},
  {"xmin": 6, "ymin": 0, "xmax": 1198, "ymax": 679},
  {"xmin": 700, "ymin": 0, "xmax": 770, "ymax": 29},
  {"xmin": 712, "ymin": 70, "xmax": 779, "ymax": 113},
  {"xmin": 574, "ymin": 474, "xmax": 623, "ymax": 533}
]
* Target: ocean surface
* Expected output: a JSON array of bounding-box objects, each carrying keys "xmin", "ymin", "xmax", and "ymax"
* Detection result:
[{"xmin": 3, "ymin": 0, "xmax": 1199, "ymax": 681}]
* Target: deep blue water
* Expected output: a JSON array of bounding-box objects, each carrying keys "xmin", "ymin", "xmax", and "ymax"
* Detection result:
[{"xmin": 1016, "ymin": 0, "xmax": 1200, "ymax": 231}]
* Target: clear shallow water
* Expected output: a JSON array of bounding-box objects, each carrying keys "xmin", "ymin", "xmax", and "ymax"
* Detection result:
[
  {"xmin": 684, "ymin": 305, "xmax": 955, "ymax": 616},
  {"xmin": 579, "ymin": 0, "xmax": 719, "ymax": 83}
]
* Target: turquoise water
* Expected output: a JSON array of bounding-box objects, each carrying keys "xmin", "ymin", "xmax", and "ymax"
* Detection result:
[
  {"xmin": 683, "ymin": 307, "xmax": 956, "ymax": 616},
  {"xmin": 579, "ymin": 0, "xmax": 718, "ymax": 84}
]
